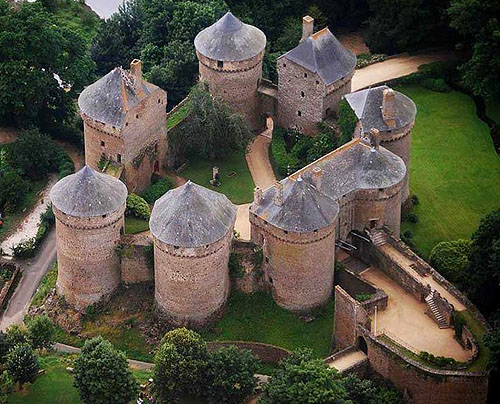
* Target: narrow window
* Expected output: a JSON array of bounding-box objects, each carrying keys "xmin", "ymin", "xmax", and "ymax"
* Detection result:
[
  {"xmin": 154, "ymin": 143, "xmax": 158, "ymax": 153},
  {"xmin": 304, "ymin": 73, "xmax": 308, "ymax": 78},
  {"xmin": 125, "ymin": 122, "xmax": 128, "ymax": 127},
  {"xmin": 301, "ymin": 91, "xmax": 305, "ymax": 97},
  {"xmin": 316, "ymin": 80, "xmax": 320, "ymax": 84},
  {"xmin": 117, "ymin": 154, "xmax": 122, "ymax": 163},
  {"xmin": 265, "ymin": 257, "xmax": 269, "ymax": 263},
  {"xmin": 283, "ymin": 63, "xmax": 286, "ymax": 67},
  {"xmin": 297, "ymin": 111, "xmax": 302, "ymax": 116},
  {"xmin": 217, "ymin": 60, "xmax": 223, "ymax": 68},
  {"xmin": 158, "ymin": 99, "xmax": 161, "ymax": 103},
  {"xmin": 269, "ymin": 277, "xmax": 273, "ymax": 284},
  {"xmin": 101, "ymin": 141, "xmax": 105, "ymax": 147}
]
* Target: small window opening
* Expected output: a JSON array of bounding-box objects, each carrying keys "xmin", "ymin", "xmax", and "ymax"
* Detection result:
[
  {"xmin": 297, "ymin": 111, "xmax": 302, "ymax": 116},
  {"xmin": 125, "ymin": 122, "xmax": 129, "ymax": 127},
  {"xmin": 158, "ymin": 99, "xmax": 161, "ymax": 103},
  {"xmin": 304, "ymin": 73, "xmax": 308, "ymax": 78},
  {"xmin": 283, "ymin": 63, "xmax": 286, "ymax": 67},
  {"xmin": 101, "ymin": 141, "xmax": 105, "ymax": 147},
  {"xmin": 301, "ymin": 91, "xmax": 305, "ymax": 97},
  {"xmin": 117, "ymin": 154, "xmax": 122, "ymax": 163},
  {"xmin": 136, "ymin": 114, "xmax": 139, "ymax": 119},
  {"xmin": 102, "ymin": 214, "xmax": 107, "ymax": 218},
  {"xmin": 154, "ymin": 143, "xmax": 158, "ymax": 153},
  {"xmin": 217, "ymin": 60, "xmax": 223, "ymax": 68},
  {"xmin": 269, "ymin": 277, "xmax": 273, "ymax": 284},
  {"xmin": 316, "ymin": 80, "xmax": 320, "ymax": 84},
  {"xmin": 265, "ymin": 257, "xmax": 269, "ymax": 263}
]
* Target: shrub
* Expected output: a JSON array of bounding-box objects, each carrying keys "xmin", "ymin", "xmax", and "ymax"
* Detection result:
[
  {"xmin": 125, "ymin": 194, "xmax": 150, "ymax": 220},
  {"xmin": 355, "ymin": 293, "xmax": 373, "ymax": 302},
  {"xmin": 12, "ymin": 205, "xmax": 55, "ymax": 258},
  {"xmin": 6, "ymin": 344, "xmax": 39, "ymax": 388},
  {"xmin": 422, "ymin": 78, "xmax": 451, "ymax": 93},
  {"xmin": 419, "ymin": 351, "xmax": 457, "ymax": 368},
  {"xmin": 306, "ymin": 122, "xmax": 338, "ymax": 163},
  {"xmin": 270, "ymin": 127, "xmax": 291, "ymax": 177},
  {"xmin": 0, "ymin": 170, "xmax": 30, "ymax": 214},
  {"xmin": 338, "ymin": 99, "xmax": 358, "ymax": 146},
  {"xmin": 229, "ymin": 253, "xmax": 245, "ymax": 279},
  {"xmin": 453, "ymin": 312, "xmax": 466, "ymax": 341},
  {"xmin": 74, "ymin": 336, "xmax": 138, "ymax": 404},
  {"xmin": 205, "ymin": 345, "xmax": 259, "ymax": 404},
  {"xmin": 429, "ymin": 239, "xmax": 471, "ymax": 286},
  {"xmin": 404, "ymin": 212, "xmax": 419, "ymax": 223},
  {"xmin": 5, "ymin": 325, "xmax": 29, "ymax": 347},
  {"xmin": 26, "ymin": 315, "xmax": 55, "ymax": 349},
  {"xmin": 411, "ymin": 194, "xmax": 419, "ymax": 205},
  {"xmin": 141, "ymin": 178, "xmax": 174, "ymax": 204}
]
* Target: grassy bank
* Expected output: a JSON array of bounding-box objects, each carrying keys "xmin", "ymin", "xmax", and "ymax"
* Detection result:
[{"xmin": 397, "ymin": 85, "xmax": 500, "ymax": 257}]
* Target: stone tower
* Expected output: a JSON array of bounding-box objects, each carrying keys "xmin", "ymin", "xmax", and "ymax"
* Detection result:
[
  {"xmin": 250, "ymin": 175, "xmax": 338, "ymax": 312},
  {"xmin": 49, "ymin": 166, "xmax": 128, "ymax": 311},
  {"xmin": 194, "ymin": 12, "xmax": 266, "ymax": 131},
  {"xmin": 344, "ymin": 85, "xmax": 417, "ymax": 201},
  {"xmin": 78, "ymin": 59, "xmax": 167, "ymax": 193},
  {"xmin": 150, "ymin": 181, "xmax": 237, "ymax": 327},
  {"xmin": 277, "ymin": 17, "xmax": 356, "ymax": 135}
]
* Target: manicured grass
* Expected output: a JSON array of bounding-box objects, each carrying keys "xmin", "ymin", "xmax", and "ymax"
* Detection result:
[
  {"xmin": 8, "ymin": 354, "xmax": 152, "ymax": 404},
  {"xmin": 397, "ymin": 85, "xmax": 500, "ymax": 258},
  {"xmin": 125, "ymin": 216, "xmax": 150, "ymax": 234},
  {"xmin": 201, "ymin": 292, "xmax": 334, "ymax": 358},
  {"xmin": 180, "ymin": 153, "xmax": 255, "ymax": 204},
  {"xmin": 0, "ymin": 178, "xmax": 48, "ymax": 242},
  {"xmin": 167, "ymin": 102, "xmax": 191, "ymax": 129}
]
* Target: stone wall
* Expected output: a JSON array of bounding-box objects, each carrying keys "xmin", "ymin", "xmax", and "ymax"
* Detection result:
[
  {"xmin": 207, "ymin": 341, "xmax": 290, "ymax": 364},
  {"xmin": 197, "ymin": 51, "xmax": 264, "ymax": 131},
  {"xmin": 83, "ymin": 116, "xmax": 123, "ymax": 170},
  {"xmin": 120, "ymin": 234, "xmax": 153, "ymax": 284},
  {"xmin": 54, "ymin": 205, "xmax": 125, "ymax": 311},
  {"xmin": 333, "ymin": 286, "xmax": 370, "ymax": 350},
  {"xmin": 323, "ymin": 73, "xmax": 354, "ymax": 118},
  {"xmin": 231, "ymin": 239, "xmax": 264, "ymax": 294},
  {"xmin": 277, "ymin": 58, "xmax": 324, "ymax": 135},
  {"xmin": 250, "ymin": 213, "xmax": 336, "ymax": 312},
  {"xmin": 362, "ymin": 331, "xmax": 489, "ymax": 404},
  {"xmin": 154, "ymin": 229, "xmax": 233, "ymax": 328}
]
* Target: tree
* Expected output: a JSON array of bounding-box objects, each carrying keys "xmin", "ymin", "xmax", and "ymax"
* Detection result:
[
  {"xmin": 306, "ymin": 122, "xmax": 338, "ymax": 163},
  {"xmin": 153, "ymin": 328, "xmax": 208, "ymax": 403},
  {"xmin": 342, "ymin": 374, "xmax": 377, "ymax": 404},
  {"xmin": 74, "ymin": 336, "xmax": 138, "ymax": 404},
  {"xmin": 5, "ymin": 324, "xmax": 29, "ymax": 347},
  {"xmin": 0, "ymin": 1, "xmax": 94, "ymax": 134},
  {"xmin": 465, "ymin": 208, "xmax": 500, "ymax": 314},
  {"xmin": 0, "ymin": 170, "xmax": 30, "ymax": 214},
  {"xmin": 259, "ymin": 349, "xmax": 348, "ymax": 404},
  {"xmin": 0, "ymin": 371, "xmax": 12, "ymax": 404},
  {"xmin": 448, "ymin": 0, "xmax": 500, "ymax": 99},
  {"xmin": 205, "ymin": 345, "xmax": 259, "ymax": 404},
  {"xmin": 0, "ymin": 332, "xmax": 10, "ymax": 364},
  {"xmin": 4, "ymin": 128, "xmax": 58, "ymax": 180},
  {"xmin": 173, "ymin": 84, "xmax": 255, "ymax": 159},
  {"xmin": 429, "ymin": 239, "xmax": 472, "ymax": 287},
  {"xmin": 26, "ymin": 315, "xmax": 55, "ymax": 349},
  {"xmin": 484, "ymin": 328, "xmax": 500, "ymax": 373},
  {"xmin": 338, "ymin": 99, "xmax": 358, "ymax": 146},
  {"xmin": 6, "ymin": 344, "xmax": 39, "ymax": 389}
]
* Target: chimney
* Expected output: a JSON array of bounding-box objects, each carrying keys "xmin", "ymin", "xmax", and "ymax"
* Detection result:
[
  {"xmin": 300, "ymin": 16, "xmax": 314, "ymax": 42},
  {"xmin": 370, "ymin": 128, "xmax": 380, "ymax": 150},
  {"xmin": 254, "ymin": 186, "xmax": 263, "ymax": 204},
  {"xmin": 130, "ymin": 59, "xmax": 142, "ymax": 79},
  {"xmin": 274, "ymin": 182, "xmax": 283, "ymax": 206},
  {"xmin": 382, "ymin": 88, "xmax": 396, "ymax": 126},
  {"xmin": 312, "ymin": 166, "xmax": 323, "ymax": 190}
]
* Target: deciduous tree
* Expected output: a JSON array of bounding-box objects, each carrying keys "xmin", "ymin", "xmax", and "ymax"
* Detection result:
[
  {"xmin": 26, "ymin": 315, "xmax": 55, "ymax": 350},
  {"xmin": 6, "ymin": 344, "xmax": 39, "ymax": 389}
]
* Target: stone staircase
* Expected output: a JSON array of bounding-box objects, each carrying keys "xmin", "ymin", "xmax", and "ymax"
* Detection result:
[
  {"xmin": 369, "ymin": 229, "xmax": 387, "ymax": 246},
  {"xmin": 425, "ymin": 292, "xmax": 448, "ymax": 328}
]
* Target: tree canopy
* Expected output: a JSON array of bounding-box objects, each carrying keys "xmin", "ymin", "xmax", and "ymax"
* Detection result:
[{"xmin": 6, "ymin": 343, "xmax": 39, "ymax": 388}]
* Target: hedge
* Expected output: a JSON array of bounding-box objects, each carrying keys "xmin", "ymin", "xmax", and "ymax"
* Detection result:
[
  {"xmin": 141, "ymin": 178, "xmax": 174, "ymax": 204},
  {"xmin": 125, "ymin": 194, "xmax": 150, "ymax": 220}
]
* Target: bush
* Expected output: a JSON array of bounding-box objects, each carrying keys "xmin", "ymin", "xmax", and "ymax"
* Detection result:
[
  {"xmin": 26, "ymin": 315, "xmax": 55, "ymax": 349},
  {"xmin": 12, "ymin": 205, "xmax": 55, "ymax": 258},
  {"xmin": 453, "ymin": 312, "xmax": 466, "ymax": 341},
  {"xmin": 338, "ymin": 99, "xmax": 358, "ymax": 146},
  {"xmin": 0, "ymin": 170, "xmax": 30, "ymax": 213},
  {"xmin": 6, "ymin": 344, "xmax": 39, "ymax": 388},
  {"xmin": 419, "ymin": 351, "xmax": 457, "ymax": 368},
  {"xmin": 205, "ymin": 345, "xmax": 259, "ymax": 404},
  {"xmin": 422, "ymin": 78, "xmax": 451, "ymax": 93},
  {"xmin": 404, "ymin": 212, "xmax": 419, "ymax": 223},
  {"xmin": 270, "ymin": 127, "xmax": 291, "ymax": 177},
  {"xmin": 125, "ymin": 194, "xmax": 150, "ymax": 220},
  {"xmin": 5, "ymin": 325, "xmax": 29, "ymax": 347},
  {"xmin": 411, "ymin": 194, "xmax": 419, "ymax": 205},
  {"xmin": 429, "ymin": 239, "xmax": 471, "ymax": 286},
  {"xmin": 141, "ymin": 178, "xmax": 174, "ymax": 204}
]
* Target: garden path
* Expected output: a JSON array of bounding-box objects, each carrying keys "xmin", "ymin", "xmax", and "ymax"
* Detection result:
[
  {"xmin": 352, "ymin": 50, "xmax": 456, "ymax": 91},
  {"xmin": 327, "ymin": 349, "xmax": 367, "ymax": 372}
]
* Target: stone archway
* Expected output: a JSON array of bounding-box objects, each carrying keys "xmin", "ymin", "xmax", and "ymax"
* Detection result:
[{"xmin": 357, "ymin": 336, "xmax": 368, "ymax": 355}]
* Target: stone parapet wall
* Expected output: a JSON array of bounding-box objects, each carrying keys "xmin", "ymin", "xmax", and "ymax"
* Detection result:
[
  {"xmin": 120, "ymin": 234, "xmax": 153, "ymax": 284},
  {"xmin": 207, "ymin": 341, "xmax": 291, "ymax": 364},
  {"xmin": 231, "ymin": 239, "xmax": 264, "ymax": 294},
  {"xmin": 54, "ymin": 205, "xmax": 125, "ymax": 311},
  {"xmin": 360, "ymin": 329, "xmax": 488, "ymax": 404}
]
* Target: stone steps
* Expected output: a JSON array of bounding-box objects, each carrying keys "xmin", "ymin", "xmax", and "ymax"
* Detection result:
[
  {"xmin": 425, "ymin": 293, "xmax": 448, "ymax": 328},
  {"xmin": 369, "ymin": 230, "xmax": 387, "ymax": 246}
]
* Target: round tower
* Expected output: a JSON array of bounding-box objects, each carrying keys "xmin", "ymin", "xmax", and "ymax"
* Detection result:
[
  {"xmin": 50, "ymin": 166, "xmax": 128, "ymax": 311},
  {"xmin": 194, "ymin": 11, "xmax": 266, "ymax": 130},
  {"xmin": 249, "ymin": 174, "xmax": 339, "ymax": 312},
  {"xmin": 150, "ymin": 181, "xmax": 237, "ymax": 327}
]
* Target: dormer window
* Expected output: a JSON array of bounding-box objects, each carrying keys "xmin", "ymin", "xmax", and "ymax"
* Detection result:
[{"xmin": 217, "ymin": 60, "xmax": 223, "ymax": 68}]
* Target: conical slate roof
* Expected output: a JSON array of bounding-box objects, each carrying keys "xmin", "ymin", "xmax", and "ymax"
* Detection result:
[
  {"xmin": 78, "ymin": 67, "xmax": 154, "ymax": 127},
  {"xmin": 50, "ymin": 166, "xmax": 128, "ymax": 217},
  {"xmin": 344, "ymin": 85, "xmax": 417, "ymax": 134},
  {"xmin": 150, "ymin": 181, "xmax": 237, "ymax": 248},
  {"xmin": 283, "ymin": 28, "xmax": 356, "ymax": 85},
  {"xmin": 194, "ymin": 11, "xmax": 266, "ymax": 62},
  {"xmin": 265, "ymin": 177, "xmax": 338, "ymax": 233}
]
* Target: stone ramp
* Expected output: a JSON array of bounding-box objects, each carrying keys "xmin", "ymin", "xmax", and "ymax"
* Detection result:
[
  {"xmin": 326, "ymin": 348, "xmax": 368, "ymax": 373},
  {"xmin": 341, "ymin": 255, "xmax": 369, "ymax": 275}
]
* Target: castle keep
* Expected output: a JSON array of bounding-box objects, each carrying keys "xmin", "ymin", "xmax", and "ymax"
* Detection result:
[
  {"xmin": 78, "ymin": 60, "xmax": 167, "ymax": 193},
  {"xmin": 50, "ymin": 166, "xmax": 127, "ymax": 310}
]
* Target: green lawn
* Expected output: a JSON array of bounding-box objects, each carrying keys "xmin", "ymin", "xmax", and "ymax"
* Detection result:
[
  {"xmin": 201, "ymin": 292, "xmax": 334, "ymax": 358},
  {"xmin": 125, "ymin": 216, "xmax": 150, "ymax": 234},
  {"xmin": 8, "ymin": 354, "xmax": 152, "ymax": 404},
  {"xmin": 397, "ymin": 85, "xmax": 500, "ymax": 258},
  {"xmin": 180, "ymin": 153, "xmax": 255, "ymax": 204}
]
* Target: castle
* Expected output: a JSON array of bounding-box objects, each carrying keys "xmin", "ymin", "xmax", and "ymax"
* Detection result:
[{"xmin": 48, "ymin": 12, "xmax": 489, "ymax": 404}]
